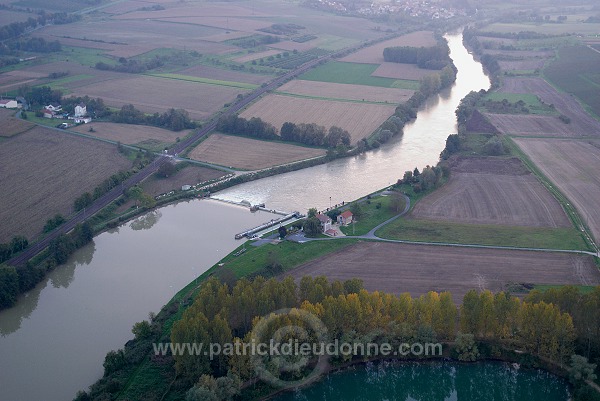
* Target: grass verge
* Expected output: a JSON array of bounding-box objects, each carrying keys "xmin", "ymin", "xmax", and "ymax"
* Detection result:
[
  {"xmin": 340, "ymin": 195, "xmax": 404, "ymax": 236},
  {"xmin": 376, "ymin": 218, "xmax": 589, "ymax": 250}
]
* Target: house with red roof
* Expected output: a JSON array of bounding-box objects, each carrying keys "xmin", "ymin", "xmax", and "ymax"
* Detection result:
[{"xmin": 337, "ymin": 210, "xmax": 353, "ymax": 225}]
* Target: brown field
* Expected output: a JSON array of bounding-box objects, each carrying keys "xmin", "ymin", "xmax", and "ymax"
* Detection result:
[
  {"xmin": 203, "ymin": 31, "xmax": 256, "ymax": 43},
  {"xmin": 499, "ymin": 77, "xmax": 600, "ymax": 137},
  {"xmin": 340, "ymin": 31, "xmax": 437, "ymax": 64},
  {"xmin": 497, "ymin": 59, "xmax": 546, "ymax": 70},
  {"xmin": 0, "ymin": 109, "xmax": 35, "ymax": 137},
  {"xmin": 371, "ymin": 62, "xmax": 435, "ymax": 80},
  {"xmin": 154, "ymin": 16, "xmax": 272, "ymax": 32},
  {"xmin": 38, "ymin": 19, "xmax": 236, "ymax": 57},
  {"xmin": 176, "ymin": 65, "xmax": 271, "ymax": 84},
  {"xmin": 412, "ymin": 157, "xmax": 570, "ymax": 228},
  {"xmin": 514, "ymin": 138, "xmax": 600, "ymax": 243},
  {"xmin": 141, "ymin": 164, "xmax": 224, "ymax": 196},
  {"xmin": 232, "ymin": 50, "xmax": 283, "ymax": 63},
  {"xmin": 277, "ymin": 80, "xmax": 413, "ymax": 103},
  {"xmin": 287, "ymin": 242, "xmax": 600, "ymax": 302},
  {"xmin": 189, "ymin": 133, "xmax": 326, "ymax": 170},
  {"xmin": 0, "ymin": 127, "xmax": 131, "ymax": 242},
  {"xmin": 70, "ymin": 122, "xmax": 187, "ymax": 145},
  {"xmin": 71, "ymin": 75, "xmax": 250, "ymax": 120},
  {"xmin": 483, "ymin": 49, "xmax": 554, "ymax": 58},
  {"xmin": 240, "ymin": 94, "xmax": 396, "ymax": 143},
  {"xmin": 268, "ymin": 40, "xmax": 318, "ymax": 52},
  {"xmin": 485, "ymin": 113, "xmax": 578, "ymax": 137},
  {"xmin": 113, "ymin": 3, "xmax": 273, "ymax": 20}
]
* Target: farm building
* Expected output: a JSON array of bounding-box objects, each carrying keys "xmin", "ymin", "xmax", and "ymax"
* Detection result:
[
  {"xmin": 74, "ymin": 116, "xmax": 92, "ymax": 124},
  {"xmin": 74, "ymin": 103, "xmax": 87, "ymax": 118},
  {"xmin": 43, "ymin": 108, "xmax": 55, "ymax": 118},
  {"xmin": 46, "ymin": 103, "xmax": 62, "ymax": 112},
  {"xmin": 337, "ymin": 210, "xmax": 353, "ymax": 225},
  {"xmin": 316, "ymin": 213, "xmax": 332, "ymax": 232},
  {"xmin": 0, "ymin": 99, "xmax": 18, "ymax": 108}
]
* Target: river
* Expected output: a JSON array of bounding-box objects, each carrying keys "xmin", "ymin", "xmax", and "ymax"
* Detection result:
[{"xmin": 0, "ymin": 32, "xmax": 491, "ymax": 401}]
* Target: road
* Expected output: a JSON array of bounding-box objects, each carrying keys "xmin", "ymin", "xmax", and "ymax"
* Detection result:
[{"xmin": 6, "ymin": 38, "xmax": 376, "ymax": 266}]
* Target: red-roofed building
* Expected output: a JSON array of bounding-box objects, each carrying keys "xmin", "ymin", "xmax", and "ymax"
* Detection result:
[
  {"xmin": 0, "ymin": 99, "xmax": 18, "ymax": 108},
  {"xmin": 337, "ymin": 210, "xmax": 353, "ymax": 225},
  {"xmin": 43, "ymin": 108, "xmax": 54, "ymax": 118}
]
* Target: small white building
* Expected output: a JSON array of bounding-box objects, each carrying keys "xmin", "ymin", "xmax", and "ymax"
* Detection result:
[
  {"xmin": 0, "ymin": 99, "xmax": 18, "ymax": 109},
  {"xmin": 181, "ymin": 185, "xmax": 192, "ymax": 191},
  {"xmin": 46, "ymin": 103, "xmax": 62, "ymax": 112},
  {"xmin": 43, "ymin": 108, "xmax": 55, "ymax": 118},
  {"xmin": 74, "ymin": 116, "xmax": 92, "ymax": 124},
  {"xmin": 316, "ymin": 213, "xmax": 332, "ymax": 232},
  {"xmin": 74, "ymin": 103, "xmax": 87, "ymax": 118}
]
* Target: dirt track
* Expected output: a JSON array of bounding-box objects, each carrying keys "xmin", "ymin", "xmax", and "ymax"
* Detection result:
[
  {"xmin": 412, "ymin": 158, "xmax": 570, "ymax": 228},
  {"xmin": 287, "ymin": 241, "xmax": 600, "ymax": 302}
]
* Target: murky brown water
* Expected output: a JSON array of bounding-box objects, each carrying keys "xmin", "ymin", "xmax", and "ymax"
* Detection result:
[{"xmin": 0, "ymin": 32, "xmax": 489, "ymax": 401}]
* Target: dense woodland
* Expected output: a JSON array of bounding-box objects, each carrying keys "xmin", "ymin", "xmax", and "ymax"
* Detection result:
[
  {"xmin": 80, "ymin": 275, "xmax": 600, "ymax": 401},
  {"xmin": 383, "ymin": 44, "xmax": 452, "ymax": 70}
]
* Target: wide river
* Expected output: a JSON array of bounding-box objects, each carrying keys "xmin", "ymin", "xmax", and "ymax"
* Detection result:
[{"xmin": 0, "ymin": 32, "xmax": 499, "ymax": 401}]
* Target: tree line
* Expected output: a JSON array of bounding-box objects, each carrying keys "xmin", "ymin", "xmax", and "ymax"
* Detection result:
[
  {"xmin": 383, "ymin": 44, "xmax": 451, "ymax": 70},
  {"xmin": 0, "ymin": 223, "xmax": 93, "ymax": 309},
  {"xmin": 217, "ymin": 115, "xmax": 352, "ymax": 149},
  {"xmin": 155, "ymin": 276, "xmax": 592, "ymax": 400}
]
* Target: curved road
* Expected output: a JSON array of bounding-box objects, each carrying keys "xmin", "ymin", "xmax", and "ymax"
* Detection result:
[{"xmin": 290, "ymin": 194, "xmax": 600, "ymax": 258}]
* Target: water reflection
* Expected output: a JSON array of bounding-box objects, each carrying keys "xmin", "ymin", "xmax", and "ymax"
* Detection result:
[
  {"xmin": 272, "ymin": 362, "xmax": 569, "ymax": 401},
  {"xmin": 129, "ymin": 210, "xmax": 162, "ymax": 231}
]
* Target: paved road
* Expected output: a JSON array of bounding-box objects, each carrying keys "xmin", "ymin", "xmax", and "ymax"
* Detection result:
[
  {"xmin": 288, "ymin": 194, "xmax": 600, "ymax": 258},
  {"xmin": 6, "ymin": 38, "xmax": 375, "ymax": 266}
]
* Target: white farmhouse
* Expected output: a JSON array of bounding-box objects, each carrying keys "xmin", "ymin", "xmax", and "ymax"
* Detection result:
[
  {"xmin": 0, "ymin": 99, "xmax": 18, "ymax": 109},
  {"xmin": 74, "ymin": 103, "xmax": 87, "ymax": 118}
]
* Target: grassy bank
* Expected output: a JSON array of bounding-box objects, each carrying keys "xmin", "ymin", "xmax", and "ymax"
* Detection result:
[
  {"xmin": 376, "ymin": 218, "xmax": 589, "ymax": 250},
  {"xmin": 340, "ymin": 194, "xmax": 405, "ymax": 236}
]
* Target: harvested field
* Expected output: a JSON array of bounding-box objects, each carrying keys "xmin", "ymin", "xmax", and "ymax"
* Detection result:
[
  {"xmin": 141, "ymin": 164, "xmax": 224, "ymax": 196},
  {"xmin": 240, "ymin": 94, "xmax": 396, "ymax": 143},
  {"xmin": 501, "ymin": 76, "xmax": 600, "ymax": 135},
  {"xmin": 71, "ymin": 75, "xmax": 250, "ymax": 120},
  {"xmin": 233, "ymin": 50, "xmax": 282, "ymax": 63},
  {"xmin": 0, "ymin": 126, "xmax": 131, "ymax": 242},
  {"xmin": 70, "ymin": 122, "xmax": 187, "ymax": 145},
  {"xmin": 287, "ymin": 242, "xmax": 600, "ymax": 302},
  {"xmin": 189, "ymin": 133, "xmax": 325, "ymax": 170},
  {"xmin": 154, "ymin": 16, "xmax": 271, "ymax": 32},
  {"xmin": 0, "ymin": 109, "xmax": 35, "ymax": 137},
  {"xmin": 340, "ymin": 31, "xmax": 436, "ymax": 64},
  {"xmin": 497, "ymin": 59, "xmax": 546, "ymax": 70},
  {"xmin": 371, "ymin": 62, "xmax": 435, "ymax": 80},
  {"xmin": 114, "ymin": 3, "xmax": 272, "ymax": 20},
  {"xmin": 485, "ymin": 113, "xmax": 578, "ymax": 137},
  {"xmin": 176, "ymin": 65, "xmax": 271, "ymax": 84},
  {"xmin": 514, "ymin": 138, "xmax": 600, "ymax": 243},
  {"xmin": 277, "ymin": 80, "xmax": 414, "ymax": 103},
  {"xmin": 203, "ymin": 31, "xmax": 255, "ymax": 43},
  {"xmin": 268, "ymin": 40, "xmax": 318, "ymax": 52},
  {"xmin": 412, "ymin": 157, "xmax": 570, "ymax": 228}
]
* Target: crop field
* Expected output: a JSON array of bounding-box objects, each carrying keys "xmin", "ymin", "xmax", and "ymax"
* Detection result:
[
  {"xmin": 70, "ymin": 75, "xmax": 250, "ymax": 120},
  {"xmin": 173, "ymin": 65, "xmax": 272, "ymax": 84},
  {"xmin": 287, "ymin": 242, "xmax": 600, "ymax": 302},
  {"xmin": 481, "ymin": 22, "xmax": 600, "ymax": 36},
  {"xmin": 412, "ymin": 157, "xmax": 570, "ymax": 228},
  {"xmin": 277, "ymin": 80, "xmax": 414, "ymax": 103},
  {"xmin": 514, "ymin": 138, "xmax": 600, "ymax": 244},
  {"xmin": 300, "ymin": 61, "xmax": 398, "ymax": 87},
  {"xmin": 0, "ymin": 109, "xmax": 34, "ymax": 137},
  {"xmin": 340, "ymin": 31, "xmax": 437, "ymax": 64},
  {"xmin": 188, "ymin": 133, "xmax": 325, "ymax": 170},
  {"xmin": 485, "ymin": 113, "xmax": 578, "ymax": 137},
  {"xmin": 268, "ymin": 40, "xmax": 318, "ymax": 52},
  {"xmin": 498, "ymin": 59, "xmax": 547, "ymax": 71},
  {"xmin": 545, "ymin": 45, "xmax": 600, "ymax": 118},
  {"xmin": 141, "ymin": 164, "xmax": 224, "ymax": 197},
  {"xmin": 0, "ymin": 127, "xmax": 131, "ymax": 243},
  {"xmin": 70, "ymin": 122, "xmax": 187, "ymax": 146},
  {"xmin": 499, "ymin": 77, "xmax": 600, "ymax": 135},
  {"xmin": 371, "ymin": 62, "xmax": 435, "ymax": 80},
  {"xmin": 232, "ymin": 50, "xmax": 282, "ymax": 63},
  {"xmin": 240, "ymin": 94, "xmax": 396, "ymax": 143},
  {"xmin": 482, "ymin": 92, "xmax": 556, "ymax": 115}
]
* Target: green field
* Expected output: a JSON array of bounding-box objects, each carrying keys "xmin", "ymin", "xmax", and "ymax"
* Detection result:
[
  {"xmin": 340, "ymin": 195, "xmax": 404, "ymax": 236},
  {"xmin": 482, "ymin": 92, "xmax": 557, "ymax": 115},
  {"xmin": 544, "ymin": 45, "xmax": 600, "ymax": 118},
  {"xmin": 376, "ymin": 218, "xmax": 589, "ymax": 250},
  {"xmin": 218, "ymin": 239, "xmax": 359, "ymax": 278},
  {"xmin": 148, "ymin": 73, "xmax": 258, "ymax": 89},
  {"xmin": 482, "ymin": 22, "xmax": 600, "ymax": 36},
  {"xmin": 300, "ymin": 61, "xmax": 398, "ymax": 87}
]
